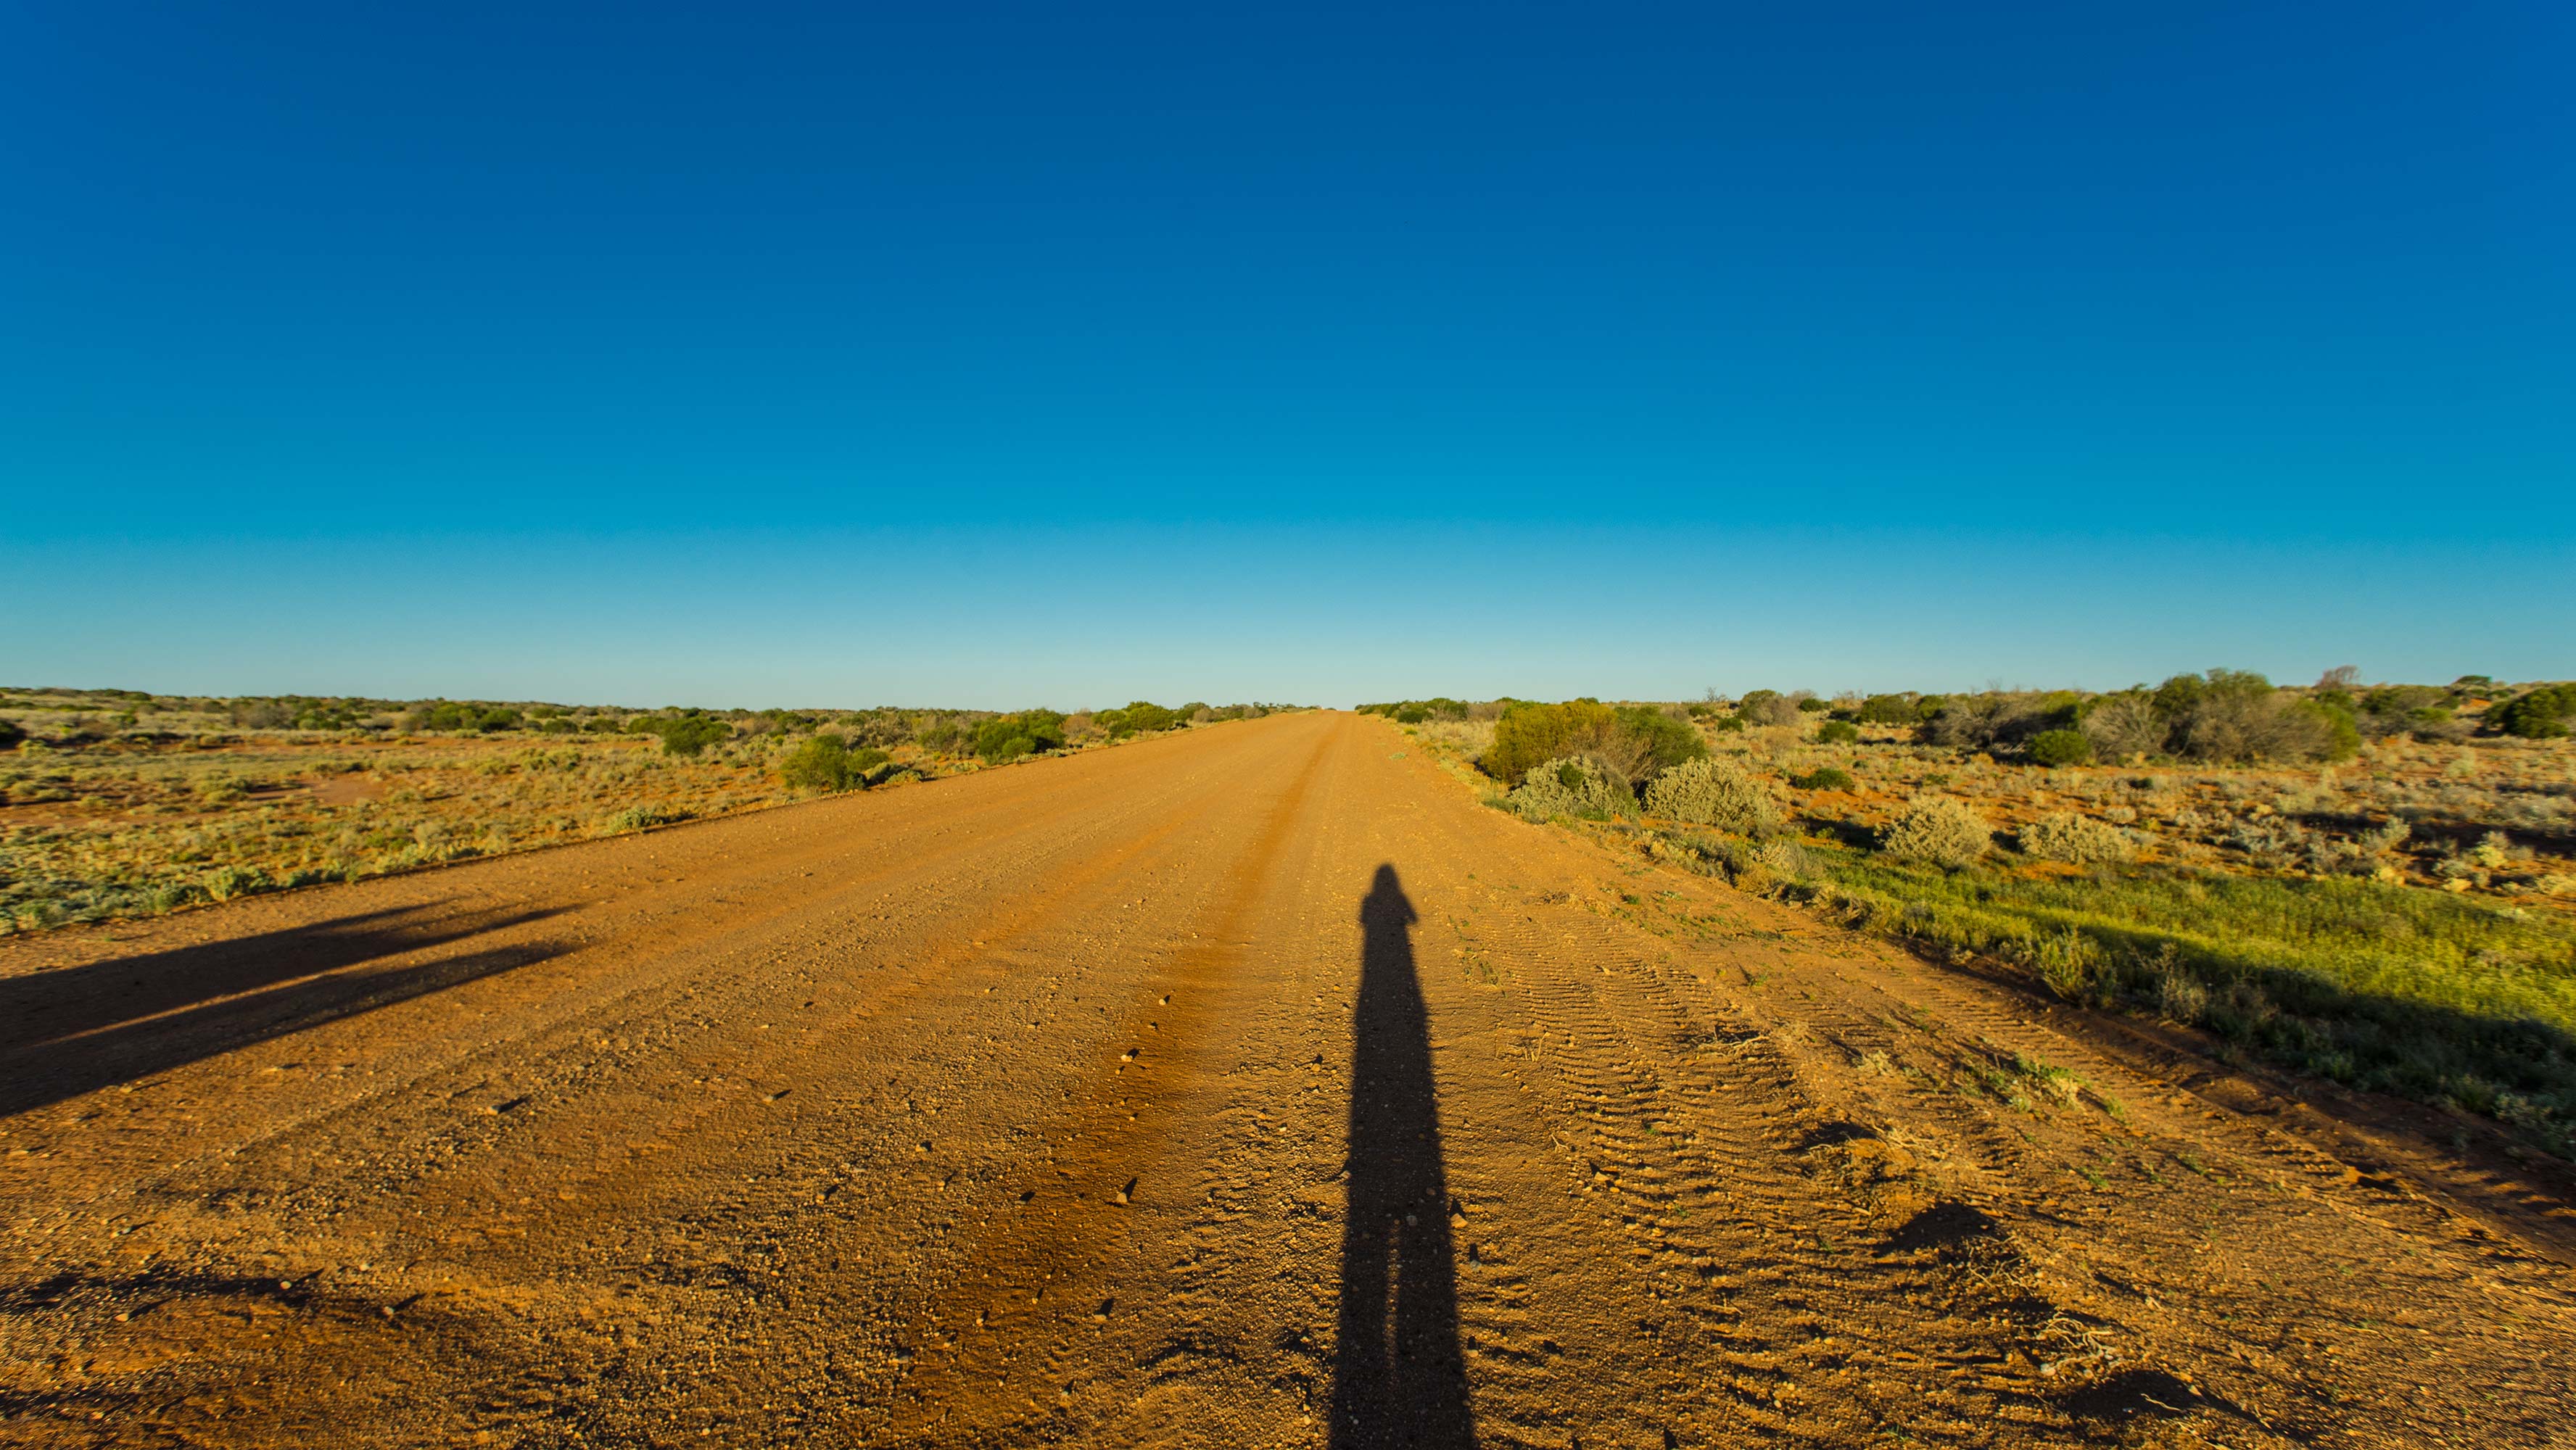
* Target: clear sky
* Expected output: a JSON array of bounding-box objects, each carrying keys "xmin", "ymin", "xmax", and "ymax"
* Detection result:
[{"xmin": 7, "ymin": 2, "xmax": 2569, "ymax": 708}]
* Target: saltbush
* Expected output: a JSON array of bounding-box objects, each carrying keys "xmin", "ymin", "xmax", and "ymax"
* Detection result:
[
  {"xmin": 1508, "ymin": 755, "xmax": 1635, "ymax": 821},
  {"xmin": 2018, "ymin": 811, "xmax": 2135, "ymax": 864},
  {"xmin": 1880, "ymin": 796, "xmax": 1991, "ymax": 869},
  {"xmin": 1643, "ymin": 757, "xmax": 1780, "ymax": 833},
  {"xmin": 2026, "ymin": 729, "xmax": 2092, "ymax": 767}
]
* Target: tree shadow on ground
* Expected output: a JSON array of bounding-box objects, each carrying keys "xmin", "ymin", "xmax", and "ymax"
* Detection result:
[
  {"xmin": 0, "ymin": 903, "xmax": 566, "ymax": 1117},
  {"xmin": 1331, "ymin": 863, "xmax": 1474, "ymax": 1449}
]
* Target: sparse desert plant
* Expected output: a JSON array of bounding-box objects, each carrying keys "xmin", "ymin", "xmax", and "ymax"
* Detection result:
[
  {"xmin": 1643, "ymin": 757, "xmax": 1780, "ymax": 833},
  {"xmin": 1880, "ymin": 796, "xmax": 1991, "ymax": 868},
  {"xmin": 1788, "ymin": 765, "xmax": 1855, "ymax": 792},
  {"xmin": 2018, "ymin": 811, "xmax": 2134, "ymax": 864},
  {"xmin": 2079, "ymin": 694, "xmax": 2164, "ymax": 761},
  {"xmin": 1508, "ymin": 755, "xmax": 1635, "ymax": 821},
  {"xmin": 1816, "ymin": 720, "xmax": 1860, "ymax": 745}
]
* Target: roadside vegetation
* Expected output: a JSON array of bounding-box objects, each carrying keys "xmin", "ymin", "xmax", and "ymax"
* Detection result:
[
  {"xmin": 0, "ymin": 688, "xmax": 1295, "ymax": 935},
  {"xmin": 1368, "ymin": 673, "xmax": 2576, "ymax": 1157}
]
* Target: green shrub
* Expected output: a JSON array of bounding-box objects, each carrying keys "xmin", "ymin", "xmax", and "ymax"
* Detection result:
[
  {"xmin": 1508, "ymin": 755, "xmax": 1635, "ymax": 821},
  {"xmin": 1615, "ymin": 705, "xmax": 1709, "ymax": 781},
  {"xmin": 1796, "ymin": 697, "xmax": 1830, "ymax": 714},
  {"xmin": 1485, "ymin": 700, "xmax": 1617, "ymax": 784},
  {"xmin": 1880, "ymin": 797, "xmax": 1991, "ymax": 868},
  {"xmin": 1857, "ymin": 695, "xmax": 1923, "ymax": 724},
  {"xmin": 1484, "ymin": 700, "xmax": 1704, "ymax": 787},
  {"xmin": 1393, "ymin": 704, "xmax": 1430, "ymax": 724},
  {"xmin": 1789, "ymin": 766, "xmax": 1855, "ymax": 792},
  {"xmin": 778, "ymin": 734, "xmax": 853, "ymax": 791},
  {"xmin": 974, "ymin": 708, "xmax": 1068, "ymax": 762},
  {"xmin": 1125, "ymin": 701, "xmax": 1183, "ymax": 734},
  {"xmin": 1711, "ymin": 713, "xmax": 1746, "ymax": 733},
  {"xmin": 1816, "ymin": 720, "xmax": 1859, "ymax": 745},
  {"xmin": 2018, "ymin": 811, "xmax": 2135, "ymax": 864},
  {"xmin": 2490, "ymin": 685, "xmax": 2576, "ymax": 739},
  {"xmin": 1643, "ymin": 758, "xmax": 1780, "ymax": 833},
  {"xmin": 2135, "ymin": 669, "xmax": 2356, "ymax": 763},
  {"xmin": 2026, "ymin": 729, "xmax": 2092, "ymax": 767},
  {"xmin": 651, "ymin": 716, "xmax": 731, "ymax": 758}
]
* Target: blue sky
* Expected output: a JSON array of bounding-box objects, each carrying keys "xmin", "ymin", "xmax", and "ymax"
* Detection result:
[{"xmin": 6, "ymin": 2, "xmax": 2568, "ymax": 707}]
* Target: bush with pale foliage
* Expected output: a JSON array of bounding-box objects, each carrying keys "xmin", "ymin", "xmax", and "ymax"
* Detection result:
[
  {"xmin": 2018, "ymin": 811, "xmax": 2134, "ymax": 864},
  {"xmin": 1880, "ymin": 796, "xmax": 1991, "ymax": 868},
  {"xmin": 1508, "ymin": 755, "xmax": 1635, "ymax": 821},
  {"xmin": 1643, "ymin": 757, "xmax": 1779, "ymax": 834}
]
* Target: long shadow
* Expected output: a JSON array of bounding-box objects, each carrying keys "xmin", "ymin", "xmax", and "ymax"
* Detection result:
[
  {"xmin": 0, "ymin": 903, "xmax": 566, "ymax": 1117},
  {"xmin": 1332, "ymin": 864, "xmax": 1474, "ymax": 1449}
]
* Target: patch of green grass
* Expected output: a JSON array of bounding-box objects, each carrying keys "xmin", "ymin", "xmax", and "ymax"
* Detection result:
[{"xmin": 1793, "ymin": 845, "xmax": 2576, "ymax": 1154}]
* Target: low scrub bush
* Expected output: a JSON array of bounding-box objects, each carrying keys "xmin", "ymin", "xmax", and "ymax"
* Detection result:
[
  {"xmin": 778, "ymin": 734, "xmax": 855, "ymax": 791},
  {"xmin": 2490, "ymin": 685, "xmax": 2576, "ymax": 739},
  {"xmin": 1788, "ymin": 766, "xmax": 1854, "ymax": 792},
  {"xmin": 1880, "ymin": 796, "xmax": 1991, "ymax": 868},
  {"xmin": 974, "ymin": 709, "xmax": 1068, "ymax": 762},
  {"xmin": 2078, "ymin": 694, "xmax": 2163, "ymax": 761},
  {"xmin": 2162, "ymin": 670, "xmax": 2356, "ymax": 763},
  {"xmin": 1735, "ymin": 690, "xmax": 1804, "ymax": 729},
  {"xmin": 2026, "ymin": 729, "xmax": 2092, "ymax": 767},
  {"xmin": 1816, "ymin": 721, "xmax": 1859, "ymax": 745},
  {"xmin": 1643, "ymin": 758, "xmax": 1779, "ymax": 833},
  {"xmin": 2018, "ymin": 811, "xmax": 2135, "ymax": 864},
  {"xmin": 1857, "ymin": 694, "xmax": 1923, "ymax": 724},
  {"xmin": 1508, "ymin": 755, "xmax": 1635, "ymax": 822},
  {"xmin": 645, "ymin": 715, "xmax": 731, "ymax": 758},
  {"xmin": 1484, "ymin": 700, "xmax": 1706, "ymax": 787}
]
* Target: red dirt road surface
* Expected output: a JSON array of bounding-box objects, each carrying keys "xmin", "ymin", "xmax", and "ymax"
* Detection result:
[{"xmin": 4, "ymin": 712, "xmax": 2571, "ymax": 1447}]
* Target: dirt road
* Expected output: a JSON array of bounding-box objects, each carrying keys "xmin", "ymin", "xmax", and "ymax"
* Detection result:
[{"xmin": 4, "ymin": 712, "xmax": 2570, "ymax": 1447}]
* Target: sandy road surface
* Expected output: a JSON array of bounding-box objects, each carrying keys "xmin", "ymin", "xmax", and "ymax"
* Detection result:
[{"xmin": 4, "ymin": 712, "xmax": 2572, "ymax": 1448}]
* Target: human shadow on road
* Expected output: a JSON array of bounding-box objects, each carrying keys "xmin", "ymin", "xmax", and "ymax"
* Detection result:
[
  {"xmin": 1331, "ymin": 863, "xmax": 1474, "ymax": 1449},
  {"xmin": 0, "ymin": 903, "xmax": 566, "ymax": 1117}
]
